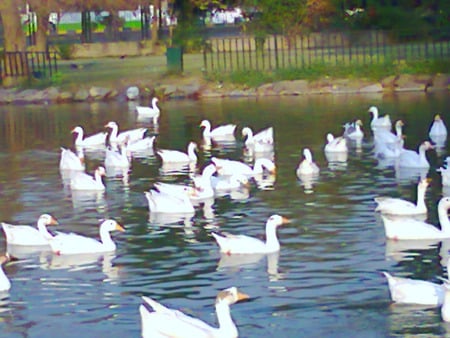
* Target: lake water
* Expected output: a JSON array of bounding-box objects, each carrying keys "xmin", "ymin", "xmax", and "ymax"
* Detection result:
[{"xmin": 0, "ymin": 92, "xmax": 449, "ymax": 338}]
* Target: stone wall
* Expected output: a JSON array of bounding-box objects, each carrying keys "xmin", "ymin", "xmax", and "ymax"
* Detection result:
[{"xmin": 70, "ymin": 41, "xmax": 156, "ymax": 58}]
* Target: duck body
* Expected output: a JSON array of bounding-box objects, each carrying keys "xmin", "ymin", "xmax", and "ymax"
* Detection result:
[
  {"xmin": 0, "ymin": 255, "xmax": 12, "ymax": 292},
  {"xmin": 369, "ymin": 106, "xmax": 392, "ymax": 131},
  {"xmin": 157, "ymin": 142, "xmax": 197, "ymax": 164},
  {"xmin": 398, "ymin": 141, "xmax": 434, "ymax": 169},
  {"xmin": 145, "ymin": 190, "xmax": 195, "ymax": 214},
  {"xmin": 49, "ymin": 219, "xmax": 124, "ymax": 255},
  {"xmin": 212, "ymin": 157, "xmax": 275, "ymax": 177},
  {"xmin": 212, "ymin": 215, "xmax": 289, "ymax": 254},
  {"xmin": 136, "ymin": 97, "xmax": 160, "ymax": 124},
  {"xmin": 374, "ymin": 178, "xmax": 430, "ymax": 216},
  {"xmin": 72, "ymin": 126, "xmax": 107, "ymax": 148},
  {"xmin": 105, "ymin": 145, "xmax": 130, "ymax": 169},
  {"xmin": 140, "ymin": 287, "xmax": 249, "ymax": 338},
  {"xmin": 324, "ymin": 133, "xmax": 348, "ymax": 153},
  {"xmin": 200, "ymin": 120, "xmax": 236, "ymax": 140},
  {"xmin": 381, "ymin": 196, "xmax": 450, "ymax": 240},
  {"xmin": 1, "ymin": 214, "xmax": 58, "ymax": 246},
  {"xmin": 343, "ymin": 120, "xmax": 364, "ymax": 141},
  {"xmin": 59, "ymin": 147, "xmax": 85, "ymax": 171},
  {"xmin": 296, "ymin": 148, "xmax": 320, "ymax": 177},
  {"xmin": 70, "ymin": 166, "xmax": 106, "ymax": 191},
  {"xmin": 242, "ymin": 126, "xmax": 274, "ymax": 146},
  {"xmin": 429, "ymin": 114, "xmax": 447, "ymax": 138},
  {"xmin": 105, "ymin": 121, "xmax": 147, "ymax": 144},
  {"xmin": 383, "ymin": 271, "xmax": 443, "ymax": 306}
]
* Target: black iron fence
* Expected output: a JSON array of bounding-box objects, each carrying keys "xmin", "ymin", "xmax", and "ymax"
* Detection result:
[
  {"xmin": 202, "ymin": 29, "xmax": 450, "ymax": 73},
  {"xmin": 1, "ymin": 51, "xmax": 58, "ymax": 79}
]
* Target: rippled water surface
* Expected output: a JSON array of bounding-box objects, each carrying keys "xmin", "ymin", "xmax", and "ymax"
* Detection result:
[{"xmin": 0, "ymin": 92, "xmax": 449, "ymax": 338}]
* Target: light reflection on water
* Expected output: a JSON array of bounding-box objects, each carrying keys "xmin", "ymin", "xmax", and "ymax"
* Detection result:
[{"xmin": 0, "ymin": 93, "xmax": 449, "ymax": 337}]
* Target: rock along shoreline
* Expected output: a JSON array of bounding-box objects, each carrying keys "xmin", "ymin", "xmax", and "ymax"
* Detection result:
[{"xmin": 0, "ymin": 73, "xmax": 448, "ymax": 105}]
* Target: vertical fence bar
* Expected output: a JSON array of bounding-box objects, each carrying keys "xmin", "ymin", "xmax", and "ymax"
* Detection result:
[
  {"xmin": 235, "ymin": 38, "xmax": 240, "ymax": 70},
  {"xmin": 203, "ymin": 45, "xmax": 208, "ymax": 73},
  {"xmin": 241, "ymin": 37, "xmax": 246, "ymax": 69},
  {"xmin": 274, "ymin": 35, "xmax": 279, "ymax": 70},
  {"xmin": 228, "ymin": 39, "xmax": 233, "ymax": 71},
  {"xmin": 216, "ymin": 39, "xmax": 220, "ymax": 71},
  {"xmin": 222, "ymin": 39, "xmax": 227, "ymax": 71},
  {"xmin": 267, "ymin": 36, "xmax": 272, "ymax": 70},
  {"xmin": 248, "ymin": 38, "xmax": 252, "ymax": 69}
]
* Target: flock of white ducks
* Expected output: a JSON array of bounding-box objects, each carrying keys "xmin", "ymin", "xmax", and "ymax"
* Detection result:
[{"xmin": 1, "ymin": 100, "xmax": 449, "ymax": 332}]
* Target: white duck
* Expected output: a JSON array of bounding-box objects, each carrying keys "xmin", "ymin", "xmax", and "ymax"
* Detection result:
[
  {"xmin": 145, "ymin": 189, "xmax": 195, "ymax": 214},
  {"xmin": 242, "ymin": 126, "xmax": 274, "ymax": 146},
  {"xmin": 374, "ymin": 120, "xmax": 404, "ymax": 146},
  {"xmin": 0, "ymin": 254, "xmax": 12, "ymax": 292},
  {"xmin": 382, "ymin": 271, "xmax": 444, "ymax": 306},
  {"xmin": 397, "ymin": 141, "xmax": 434, "ymax": 169},
  {"xmin": 70, "ymin": 166, "xmax": 106, "ymax": 191},
  {"xmin": 438, "ymin": 158, "xmax": 450, "ymax": 187},
  {"xmin": 212, "ymin": 214, "xmax": 289, "ymax": 254},
  {"xmin": 49, "ymin": 219, "xmax": 125, "ymax": 255},
  {"xmin": 105, "ymin": 143, "xmax": 130, "ymax": 169},
  {"xmin": 59, "ymin": 147, "xmax": 85, "ymax": 171},
  {"xmin": 127, "ymin": 136, "xmax": 156, "ymax": 152},
  {"xmin": 157, "ymin": 142, "xmax": 198, "ymax": 164},
  {"xmin": 429, "ymin": 114, "xmax": 447, "ymax": 138},
  {"xmin": 140, "ymin": 287, "xmax": 249, "ymax": 338},
  {"xmin": 211, "ymin": 157, "xmax": 275, "ymax": 177},
  {"xmin": 136, "ymin": 97, "xmax": 160, "ymax": 124},
  {"xmin": 343, "ymin": 119, "xmax": 364, "ymax": 141},
  {"xmin": 1, "ymin": 214, "xmax": 58, "ymax": 246},
  {"xmin": 71, "ymin": 126, "xmax": 107, "ymax": 148},
  {"xmin": 442, "ymin": 281, "xmax": 450, "ymax": 322},
  {"xmin": 374, "ymin": 178, "xmax": 431, "ymax": 216},
  {"xmin": 212, "ymin": 174, "xmax": 250, "ymax": 192},
  {"xmin": 324, "ymin": 133, "xmax": 348, "ymax": 153},
  {"xmin": 105, "ymin": 121, "xmax": 147, "ymax": 144},
  {"xmin": 296, "ymin": 148, "xmax": 320, "ymax": 177},
  {"xmin": 369, "ymin": 106, "xmax": 392, "ymax": 131},
  {"xmin": 200, "ymin": 120, "xmax": 236, "ymax": 140},
  {"xmin": 381, "ymin": 196, "xmax": 450, "ymax": 240}
]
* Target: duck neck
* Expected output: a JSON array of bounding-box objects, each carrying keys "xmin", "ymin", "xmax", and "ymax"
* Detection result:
[
  {"xmin": 418, "ymin": 145, "xmax": 429, "ymax": 165},
  {"xmin": 99, "ymin": 227, "xmax": 115, "ymax": 249},
  {"xmin": 265, "ymin": 225, "xmax": 280, "ymax": 251},
  {"xmin": 215, "ymin": 302, "xmax": 237, "ymax": 337},
  {"xmin": 94, "ymin": 170, "xmax": 105, "ymax": 187},
  {"xmin": 244, "ymin": 129, "xmax": 254, "ymax": 145},
  {"xmin": 416, "ymin": 185, "xmax": 426, "ymax": 210},
  {"xmin": 188, "ymin": 145, "xmax": 197, "ymax": 162},
  {"xmin": 395, "ymin": 125, "xmax": 403, "ymax": 138},
  {"xmin": 37, "ymin": 221, "xmax": 53, "ymax": 240},
  {"xmin": 439, "ymin": 204, "xmax": 450, "ymax": 234},
  {"xmin": 109, "ymin": 125, "xmax": 119, "ymax": 143},
  {"xmin": 0, "ymin": 266, "xmax": 10, "ymax": 291},
  {"xmin": 75, "ymin": 131, "xmax": 84, "ymax": 145},
  {"xmin": 203, "ymin": 124, "xmax": 211, "ymax": 138}
]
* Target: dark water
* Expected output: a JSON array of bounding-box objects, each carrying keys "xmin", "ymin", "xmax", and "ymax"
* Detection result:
[{"xmin": 0, "ymin": 92, "xmax": 449, "ymax": 338}]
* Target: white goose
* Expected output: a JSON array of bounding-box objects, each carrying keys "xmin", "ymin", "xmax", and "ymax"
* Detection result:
[
  {"xmin": 381, "ymin": 196, "xmax": 450, "ymax": 240},
  {"xmin": 70, "ymin": 166, "xmax": 106, "ymax": 191},
  {"xmin": 136, "ymin": 97, "xmax": 160, "ymax": 124},
  {"xmin": 127, "ymin": 136, "xmax": 156, "ymax": 152},
  {"xmin": 382, "ymin": 270, "xmax": 444, "ymax": 306},
  {"xmin": 368, "ymin": 106, "xmax": 392, "ymax": 131},
  {"xmin": 212, "ymin": 174, "xmax": 250, "ymax": 192},
  {"xmin": 140, "ymin": 287, "xmax": 249, "ymax": 338},
  {"xmin": 374, "ymin": 177, "xmax": 431, "ymax": 216},
  {"xmin": 71, "ymin": 126, "xmax": 107, "ymax": 148},
  {"xmin": 211, "ymin": 157, "xmax": 275, "ymax": 177},
  {"xmin": 2, "ymin": 214, "xmax": 58, "ymax": 246},
  {"xmin": 374, "ymin": 120, "xmax": 404, "ymax": 146},
  {"xmin": 212, "ymin": 214, "xmax": 289, "ymax": 254},
  {"xmin": 429, "ymin": 114, "xmax": 447, "ymax": 138},
  {"xmin": 105, "ymin": 143, "xmax": 130, "ymax": 169},
  {"xmin": 105, "ymin": 121, "xmax": 147, "ymax": 144},
  {"xmin": 49, "ymin": 219, "xmax": 125, "ymax": 255},
  {"xmin": 242, "ymin": 126, "xmax": 274, "ymax": 146},
  {"xmin": 343, "ymin": 119, "xmax": 364, "ymax": 141},
  {"xmin": 0, "ymin": 254, "xmax": 12, "ymax": 292},
  {"xmin": 145, "ymin": 189, "xmax": 195, "ymax": 214},
  {"xmin": 442, "ymin": 281, "xmax": 450, "ymax": 322},
  {"xmin": 397, "ymin": 141, "xmax": 434, "ymax": 169},
  {"xmin": 59, "ymin": 147, "xmax": 85, "ymax": 171},
  {"xmin": 157, "ymin": 142, "xmax": 198, "ymax": 164},
  {"xmin": 296, "ymin": 148, "xmax": 320, "ymax": 177},
  {"xmin": 200, "ymin": 120, "xmax": 236, "ymax": 140},
  {"xmin": 438, "ymin": 158, "xmax": 450, "ymax": 187},
  {"xmin": 324, "ymin": 133, "xmax": 348, "ymax": 153}
]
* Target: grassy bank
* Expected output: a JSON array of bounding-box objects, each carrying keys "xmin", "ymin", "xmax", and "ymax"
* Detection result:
[{"xmin": 23, "ymin": 53, "xmax": 450, "ymax": 91}]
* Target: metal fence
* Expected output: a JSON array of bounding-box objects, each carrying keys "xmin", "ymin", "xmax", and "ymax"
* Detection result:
[
  {"xmin": 1, "ymin": 51, "xmax": 58, "ymax": 79},
  {"xmin": 202, "ymin": 30, "xmax": 450, "ymax": 73}
]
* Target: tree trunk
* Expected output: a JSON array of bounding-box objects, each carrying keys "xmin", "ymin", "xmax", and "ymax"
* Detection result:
[
  {"xmin": 151, "ymin": 0, "xmax": 160, "ymax": 47},
  {"xmin": 0, "ymin": 0, "xmax": 28, "ymax": 86},
  {"xmin": 35, "ymin": 11, "xmax": 50, "ymax": 51}
]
